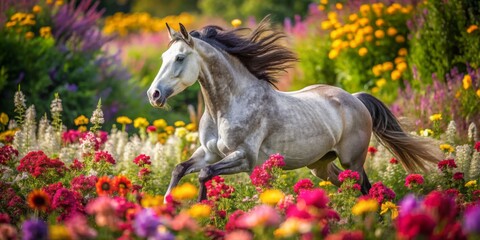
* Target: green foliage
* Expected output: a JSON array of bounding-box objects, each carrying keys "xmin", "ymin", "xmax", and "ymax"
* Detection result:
[
  {"xmin": 198, "ymin": 0, "xmax": 312, "ymax": 23},
  {"xmin": 409, "ymin": 0, "xmax": 480, "ymax": 83}
]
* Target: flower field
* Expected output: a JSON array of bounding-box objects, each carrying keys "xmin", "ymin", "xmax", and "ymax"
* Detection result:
[{"xmin": 1, "ymin": 0, "xmax": 480, "ymax": 239}]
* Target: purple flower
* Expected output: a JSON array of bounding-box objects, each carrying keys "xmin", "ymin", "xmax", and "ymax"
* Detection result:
[
  {"xmin": 399, "ymin": 194, "xmax": 420, "ymax": 216},
  {"xmin": 464, "ymin": 205, "xmax": 480, "ymax": 234},
  {"xmin": 66, "ymin": 83, "xmax": 78, "ymax": 92},
  {"xmin": 22, "ymin": 219, "xmax": 48, "ymax": 240},
  {"xmin": 134, "ymin": 208, "xmax": 161, "ymax": 238}
]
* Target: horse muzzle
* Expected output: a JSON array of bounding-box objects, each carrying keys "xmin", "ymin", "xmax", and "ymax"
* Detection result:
[{"xmin": 147, "ymin": 87, "xmax": 173, "ymax": 108}]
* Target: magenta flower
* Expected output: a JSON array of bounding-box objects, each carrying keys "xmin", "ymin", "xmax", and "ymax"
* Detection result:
[
  {"xmin": 133, "ymin": 154, "xmax": 151, "ymax": 166},
  {"xmin": 236, "ymin": 205, "xmax": 281, "ymax": 228},
  {"xmin": 293, "ymin": 179, "xmax": 314, "ymax": 194},
  {"xmin": 250, "ymin": 166, "xmax": 271, "ymax": 188},
  {"xmin": 368, "ymin": 182, "xmax": 396, "ymax": 203},
  {"xmin": 338, "ymin": 169, "xmax": 360, "ymax": 182},
  {"xmin": 405, "ymin": 174, "xmax": 424, "ymax": 188},
  {"xmin": 94, "ymin": 150, "xmax": 115, "ymax": 164},
  {"xmin": 437, "ymin": 159, "xmax": 457, "ymax": 171}
]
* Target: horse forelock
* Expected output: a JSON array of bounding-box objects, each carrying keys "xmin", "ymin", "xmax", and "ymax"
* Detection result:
[{"xmin": 190, "ymin": 20, "xmax": 298, "ymax": 87}]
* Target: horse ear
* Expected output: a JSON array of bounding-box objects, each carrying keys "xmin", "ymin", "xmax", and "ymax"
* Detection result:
[
  {"xmin": 179, "ymin": 23, "xmax": 193, "ymax": 47},
  {"xmin": 166, "ymin": 23, "xmax": 176, "ymax": 40}
]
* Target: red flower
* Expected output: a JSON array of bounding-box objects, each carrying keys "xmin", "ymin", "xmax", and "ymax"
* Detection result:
[
  {"xmin": 368, "ymin": 182, "xmax": 396, "ymax": 203},
  {"xmin": 96, "ymin": 176, "xmax": 115, "ymax": 196},
  {"xmin": 138, "ymin": 168, "xmax": 151, "ymax": 178},
  {"xmin": 453, "ymin": 172, "xmax": 464, "ymax": 181},
  {"xmin": 133, "ymin": 154, "xmax": 151, "ymax": 166},
  {"xmin": 444, "ymin": 189, "xmax": 460, "ymax": 198},
  {"xmin": 389, "ymin": 158, "xmax": 399, "ymax": 164},
  {"xmin": 423, "ymin": 191, "xmax": 457, "ymax": 222},
  {"xmin": 71, "ymin": 175, "xmax": 98, "ymax": 196},
  {"xmin": 438, "ymin": 159, "xmax": 457, "ymax": 171},
  {"xmin": 475, "ymin": 141, "xmax": 480, "ymax": 152},
  {"xmin": 338, "ymin": 169, "xmax": 360, "ymax": 182},
  {"xmin": 293, "ymin": 179, "xmax": 314, "ymax": 194},
  {"xmin": 94, "ymin": 151, "xmax": 115, "ymax": 164},
  {"xmin": 52, "ymin": 187, "xmax": 84, "ymax": 221},
  {"xmin": 62, "ymin": 130, "xmax": 81, "ymax": 144},
  {"xmin": 17, "ymin": 151, "xmax": 66, "ymax": 178},
  {"xmin": 0, "ymin": 145, "xmax": 18, "ymax": 165},
  {"xmin": 42, "ymin": 182, "xmax": 64, "ymax": 207},
  {"xmin": 405, "ymin": 174, "xmax": 424, "ymax": 188},
  {"xmin": 396, "ymin": 212, "xmax": 436, "ymax": 239},
  {"xmin": 146, "ymin": 125, "xmax": 157, "ymax": 133},
  {"xmin": 70, "ymin": 159, "xmax": 84, "ymax": 171},
  {"xmin": 250, "ymin": 166, "xmax": 271, "ymax": 188},
  {"xmin": 368, "ymin": 146, "xmax": 378, "ymax": 155},
  {"xmin": 206, "ymin": 176, "xmax": 235, "ymax": 202},
  {"xmin": 225, "ymin": 210, "xmax": 245, "ymax": 232}
]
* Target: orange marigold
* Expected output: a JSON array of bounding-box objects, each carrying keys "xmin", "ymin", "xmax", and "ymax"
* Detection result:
[{"xmin": 96, "ymin": 176, "xmax": 116, "ymax": 196}]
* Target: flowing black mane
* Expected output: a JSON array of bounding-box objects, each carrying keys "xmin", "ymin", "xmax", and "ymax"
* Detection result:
[{"xmin": 189, "ymin": 20, "xmax": 298, "ymax": 86}]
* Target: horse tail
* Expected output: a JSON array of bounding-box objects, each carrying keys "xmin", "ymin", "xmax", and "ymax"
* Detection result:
[{"xmin": 354, "ymin": 93, "xmax": 442, "ymax": 172}]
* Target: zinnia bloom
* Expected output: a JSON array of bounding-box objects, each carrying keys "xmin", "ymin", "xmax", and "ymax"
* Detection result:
[
  {"xmin": 293, "ymin": 179, "xmax": 314, "ymax": 194},
  {"xmin": 405, "ymin": 174, "xmax": 424, "ymax": 188},
  {"xmin": 113, "ymin": 175, "xmax": 132, "ymax": 196},
  {"xmin": 396, "ymin": 212, "xmax": 436, "ymax": 239},
  {"xmin": 27, "ymin": 189, "xmax": 50, "ymax": 212},
  {"xmin": 94, "ymin": 151, "xmax": 115, "ymax": 164},
  {"xmin": 133, "ymin": 154, "xmax": 151, "ymax": 166},
  {"xmin": 368, "ymin": 182, "xmax": 396, "ymax": 203},
  {"xmin": 437, "ymin": 159, "xmax": 457, "ymax": 171},
  {"xmin": 96, "ymin": 176, "xmax": 115, "ymax": 196}
]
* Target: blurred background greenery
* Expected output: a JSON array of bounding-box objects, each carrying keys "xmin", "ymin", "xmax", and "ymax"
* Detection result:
[{"xmin": 1, "ymin": 0, "xmax": 479, "ymax": 139}]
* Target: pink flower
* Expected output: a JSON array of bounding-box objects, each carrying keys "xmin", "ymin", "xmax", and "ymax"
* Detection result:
[
  {"xmin": 437, "ymin": 159, "xmax": 457, "ymax": 171},
  {"xmin": 475, "ymin": 141, "xmax": 480, "ymax": 152},
  {"xmin": 277, "ymin": 194, "xmax": 295, "ymax": 212},
  {"xmin": 293, "ymin": 179, "xmax": 314, "ymax": 194},
  {"xmin": 62, "ymin": 130, "xmax": 81, "ymax": 144},
  {"xmin": 71, "ymin": 175, "xmax": 98, "ymax": 196},
  {"xmin": 206, "ymin": 176, "xmax": 234, "ymax": 202},
  {"xmin": 94, "ymin": 151, "xmax": 115, "ymax": 164},
  {"xmin": 236, "ymin": 205, "xmax": 281, "ymax": 228},
  {"xmin": 405, "ymin": 174, "xmax": 424, "ymax": 188},
  {"xmin": 263, "ymin": 153, "xmax": 285, "ymax": 170},
  {"xmin": 133, "ymin": 154, "xmax": 151, "ymax": 166},
  {"xmin": 423, "ymin": 191, "xmax": 456, "ymax": 222},
  {"xmin": 86, "ymin": 197, "xmax": 119, "ymax": 229},
  {"xmin": 225, "ymin": 230, "xmax": 252, "ymax": 240},
  {"xmin": 70, "ymin": 159, "xmax": 84, "ymax": 171},
  {"xmin": 250, "ymin": 166, "xmax": 271, "ymax": 188},
  {"xmin": 338, "ymin": 169, "xmax": 360, "ymax": 182},
  {"xmin": 395, "ymin": 212, "xmax": 436, "ymax": 239},
  {"xmin": 368, "ymin": 182, "xmax": 396, "ymax": 203},
  {"xmin": 0, "ymin": 145, "xmax": 18, "ymax": 165},
  {"xmin": 138, "ymin": 168, "xmax": 151, "ymax": 178},
  {"xmin": 225, "ymin": 210, "xmax": 245, "ymax": 232},
  {"xmin": 297, "ymin": 189, "xmax": 329, "ymax": 209},
  {"xmin": 325, "ymin": 230, "xmax": 363, "ymax": 240},
  {"xmin": 146, "ymin": 125, "xmax": 157, "ymax": 133},
  {"xmin": 66, "ymin": 214, "xmax": 97, "ymax": 239},
  {"xmin": 52, "ymin": 188, "xmax": 84, "ymax": 221}
]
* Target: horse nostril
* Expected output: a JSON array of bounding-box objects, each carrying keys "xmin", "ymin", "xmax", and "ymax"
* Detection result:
[{"xmin": 153, "ymin": 89, "xmax": 160, "ymax": 99}]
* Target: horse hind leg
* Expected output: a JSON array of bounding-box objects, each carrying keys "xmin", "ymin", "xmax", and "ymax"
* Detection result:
[{"xmin": 308, "ymin": 151, "xmax": 343, "ymax": 187}]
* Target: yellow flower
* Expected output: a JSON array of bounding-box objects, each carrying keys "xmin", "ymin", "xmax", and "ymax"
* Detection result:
[
  {"xmin": 174, "ymin": 121, "xmax": 185, "ymax": 127},
  {"xmin": 0, "ymin": 130, "xmax": 17, "ymax": 142},
  {"xmin": 477, "ymin": 89, "xmax": 480, "ymax": 98},
  {"xmin": 186, "ymin": 123, "xmax": 197, "ymax": 131},
  {"xmin": 395, "ymin": 35, "xmax": 405, "ymax": 43},
  {"xmin": 439, "ymin": 144, "xmax": 455, "ymax": 153},
  {"xmin": 25, "ymin": 31, "xmax": 35, "ymax": 39},
  {"xmin": 376, "ymin": 78, "xmax": 387, "ymax": 88},
  {"xmin": 328, "ymin": 12, "xmax": 338, "ymax": 21},
  {"xmin": 374, "ymin": 29, "xmax": 385, "ymax": 39},
  {"xmin": 174, "ymin": 127, "xmax": 188, "ymax": 138},
  {"xmin": 49, "ymin": 225, "xmax": 71, "ymax": 240},
  {"xmin": 375, "ymin": 19, "xmax": 385, "ymax": 27},
  {"xmin": 358, "ymin": 18, "xmax": 369, "ymax": 26},
  {"xmin": 40, "ymin": 27, "xmax": 52, "ymax": 38},
  {"xmin": 328, "ymin": 49, "xmax": 339, "ymax": 59},
  {"xmin": 260, "ymin": 189, "xmax": 285, "ymax": 206},
  {"xmin": 153, "ymin": 119, "xmax": 167, "ymax": 129},
  {"xmin": 74, "ymin": 115, "xmax": 89, "ymax": 126},
  {"xmin": 349, "ymin": 14, "xmax": 359, "ymax": 22},
  {"xmin": 171, "ymin": 183, "xmax": 198, "ymax": 200},
  {"xmin": 372, "ymin": 65, "xmax": 382, "ymax": 76},
  {"xmin": 116, "ymin": 116, "xmax": 132, "ymax": 125},
  {"xmin": 463, "ymin": 74, "xmax": 472, "ymax": 89},
  {"xmin": 396, "ymin": 62, "xmax": 408, "ymax": 72},
  {"xmin": 365, "ymin": 35, "xmax": 373, "ymax": 42},
  {"xmin": 380, "ymin": 201, "xmax": 399, "ymax": 219},
  {"xmin": 429, "ymin": 113, "xmax": 442, "ymax": 122},
  {"xmin": 318, "ymin": 5, "xmax": 325, "ymax": 11},
  {"xmin": 398, "ymin": 48, "xmax": 408, "ymax": 56},
  {"xmin": 349, "ymin": 41, "xmax": 358, "ymax": 48},
  {"xmin": 420, "ymin": 129, "xmax": 434, "ymax": 137},
  {"xmin": 320, "ymin": 0, "xmax": 328, "ymax": 4},
  {"xmin": 372, "ymin": 87, "xmax": 380, "ymax": 93},
  {"xmin": 319, "ymin": 181, "xmax": 333, "ymax": 187},
  {"xmin": 467, "ymin": 25, "xmax": 478, "ymax": 34},
  {"xmin": 20, "ymin": 14, "xmax": 35, "ymax": 26},
  {"xmin": 134, "ymin": 117, "xmax": 149, "ymax": 128},
  {"xmin": 231, "ymin": 19, "xmax": 242, "ymax": 28},
  {"xmin": 360, "ymin": 4, "xmax": 370, "ymax": 16},
  {"xmin": 78, "ymin": 126, "xmax": 87, "ymax": 132},
  {"xmin": 382, "ymin": 62, "xmax": 394, "ymax": 71},
  {"xmin": 363, "ymin": 26, "xmax": 373, "ymax": 35},
  {"xmin": 55, "ymin": 0, "xmax": 64, "ymax": 6},
  {"xmin": 11, "ymin": 12, "xmax": 26, "ymax": 22},
  {"xmin": 0, "ymin": 112, "xmax": 9, "ymax": 125},
  {"xmin": 352, "ymin": 199, "xmax": 378, "ymax": 216},
  {"xmin": 386, "ymin": 6, "xmax": 397, "ymax": 15},
  {"xmin": 336, "ymin": 3, "xmax": 343, "ymax": 10},
  {"xmin": 321, "ymin": 20, "xmax": 333, "ymax": 30},
  {"xmin": 5, "ymin": 21, "xmax": 16, "ymax": 28},
  {"xmin": 391, "ymin": 70, "xmax": 402, "ymax": 81},
  {"xmin": 465, "ymin": 180, "xmax": 477, "ymax": 188},
  {"xmin": 358, "ymin": 47, "xmax": 368, "ymax": 57},
  {"xmin": 141, "ymin": 194, "xmax": 163, "ymax": 208},
  {"xmin": 32, "ymin": 5, "xmax": 42, "ymax": 14},
  {"xmin": 274, "ymin": 218, "xmax": 311, "ymax": 238},
  {"xmin": 395, "ymin": 57, "xmax": 405, "ymax": 64},
  {"xmin": 185, "ymin": 132, "xmax": 199, "ymax": 143},
  {"xmin": 387, "ymin": 27, "xmax": 398, "ymax": 36},
  {"xmin": 164, "ymin": 126, "xmax": 175, "ymax": 135},
  {"xmin": 188, "ymin": 203, "xmax": 212, "ymax": 218}
]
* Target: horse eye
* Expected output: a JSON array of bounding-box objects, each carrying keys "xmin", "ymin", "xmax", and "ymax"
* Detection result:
[{"xmin": 176, "ymin": 55, "xmax": 185, "ymax": 62}]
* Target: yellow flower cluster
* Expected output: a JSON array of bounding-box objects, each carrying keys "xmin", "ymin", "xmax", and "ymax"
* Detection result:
[
  {"xmin": 439, "ymin": 144, "xmax": 455, "ymax": 153},
  {"xmin": 231, "ymin": 19, "xmax": 242, "ymax": 28},
  {"xmin": 0, "ymin": 113, "xmax": 8, "ymax": 125},
  {"xmin": 133, "ymin": 117, "xmax": 149, "ymax": 129},
  {"xmin": 380, "ymin": 201, "xmax": 398, "ymax": 219},
  {"xmin": 116, "ymin": 116, "xmax": 132, "ymax": 125},
  {"xmin": 274, "ymin": 218, "xmax": 311, "ymax": 238},
  {"xmin": 5, "ymin": 6, "xmax": 53, "ymax": 40},
  {"xmin": 259, "ymin": 189, "xmax": 285, "ymax": 205},
  {"xmin": 321, "ymin": 3, "xmax": 412, "ymax": 92},
  {"xmin": 74, "ymin": 115, "xmax": 89, "ymax": 126},
  {"xmin": 103, "ymin": 12, "xmax": 194, "ymax": 37},
  {"xmin": 171, "ymin": 182, "xmax": 198, "ymax": 201},
  {"xmin": 463, "ymin": 74, "xmax": 472, "ymax": 89},
  {"xmin": 352, "ymin": 198, "xmax": 378, "ymax": 216},
  {"xmin": 465, "ymin": 180, "xmax": 477, "ymax": 188},
  {"xmin": 319, "ymin": 180, "xmax": 333, "ymax": 187},
  {"xmin": 188, "ymin": 203, "xmax": 212, "ymax": 218},
  {"xmin": 429, "ymin": 113, "xmax": 442, "ymax": 122},
  {"xmin": 141, "ymin": 194, "xmax": 164, "ymax": 208}
]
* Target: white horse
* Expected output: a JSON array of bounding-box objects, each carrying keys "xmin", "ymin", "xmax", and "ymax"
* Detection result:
[{"xmin": 147, "ymin": 20, "xmax": 441, "ymax": 200}]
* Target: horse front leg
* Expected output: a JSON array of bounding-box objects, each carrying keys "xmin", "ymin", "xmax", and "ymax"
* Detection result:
[
  {"xmin": 197, "ymin": 150, "xmax": 251, "ymax": 201},
  {"xmin": 164, "ymin": 147, "xmax": 212, "ymax": 202}
]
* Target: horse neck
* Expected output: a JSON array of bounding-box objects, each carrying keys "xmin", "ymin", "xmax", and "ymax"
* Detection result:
[{"xmin": 196, "ymin": 43, "xmax": 261, "ymax": 117}]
